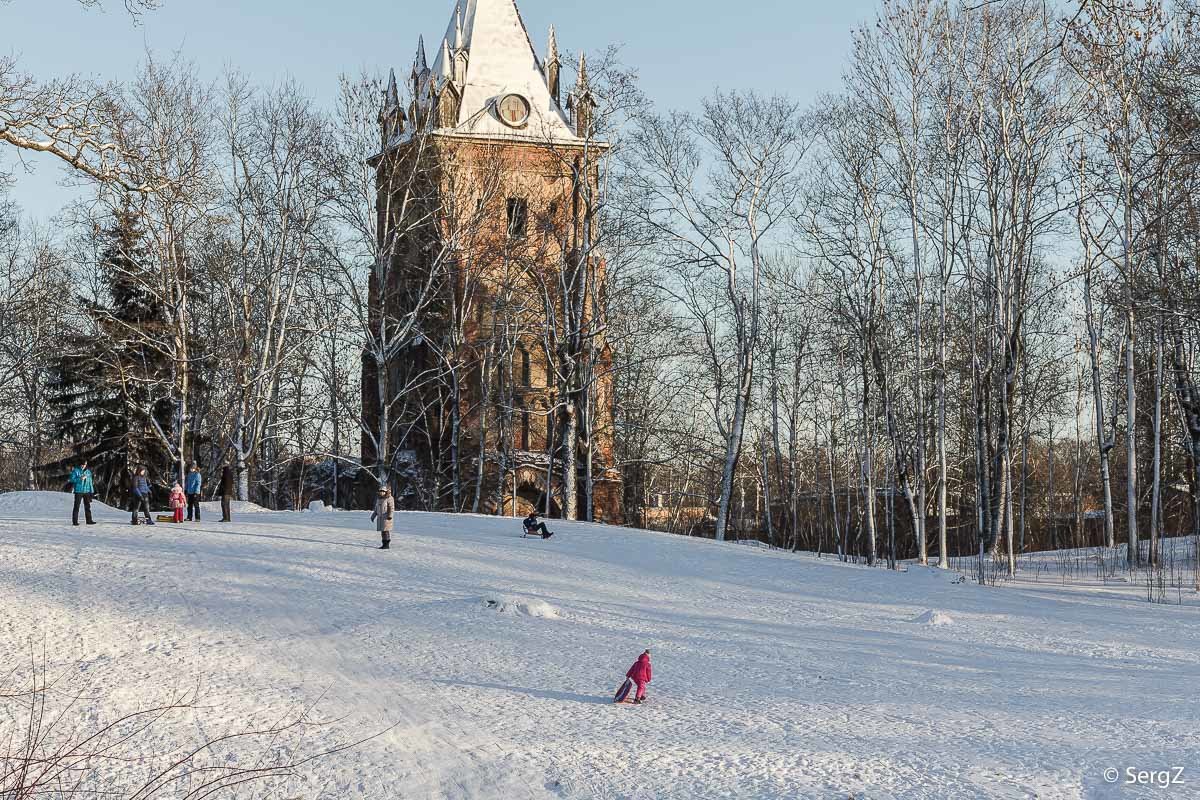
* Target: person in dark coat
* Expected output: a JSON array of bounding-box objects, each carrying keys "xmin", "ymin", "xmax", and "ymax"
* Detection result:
[
  {"xmin": 523, "ymin": 512, "xmax": 554, "ymax": 539},
  {"xmin": 68, "ymin": 460, "xmax": 96, "ymax": 526},
  {"xmin": 184, "ymin": 463, "xmax": 203, "ymax": 521},
  {"xmin": 220, "ymin": 465, "xmax": 234, "ymax": 522},
  {"xmin": 130, "ymin": 466, "xmax": 154, "ymax": 525}
]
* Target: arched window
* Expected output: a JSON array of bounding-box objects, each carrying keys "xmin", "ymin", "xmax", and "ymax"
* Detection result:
[
  {"xmin": 507, "ymin": 198, "xmax": 529, "ymax": 239},
  {"xmin": 520, "ymin": 348, "xmax": 532, "ymax": 387}
]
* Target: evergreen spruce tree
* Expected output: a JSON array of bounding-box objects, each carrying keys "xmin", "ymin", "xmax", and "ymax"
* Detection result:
[{"xmin": 47, "ymin": 207, "xmax": 174, "ymax": 504}]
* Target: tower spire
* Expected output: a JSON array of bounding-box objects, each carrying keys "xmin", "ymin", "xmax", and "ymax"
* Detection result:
[
  {"xmin": 415, "ymin": 0, "xmax": 580, "ymax": 141},
  {"xmin": 385, "ymin": 68, "xmax": 400, "ymax": 111},
  {"xmin": 572, "ymin": 53, "xmax": 597, "ymax": 138},
  {"xmin": 545, "ymin": 25, "xmax": 561, "ymax": 105},
  {"xmin": 379, "ymin": 68, "xmax": 404, "ymax": 146},
  {"xmin": 577, "ymin": 52, "xmax": 590, "ymax": 92},
  {"xmin": 453, "ymin": 4, "xmax": 466, "ymax": 51},
  {"xmin": 437, "ymin": 37, "xmax": 453, "ymax": 80},
  {"xmin": 412, "ymin": 35, "xmax": 429, "ymax": 82}
]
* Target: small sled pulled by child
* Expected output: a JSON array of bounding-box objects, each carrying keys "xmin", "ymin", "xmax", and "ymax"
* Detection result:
[{"xmin": 614, "ymin": 649, "xmax": 652, "ymax": 704}]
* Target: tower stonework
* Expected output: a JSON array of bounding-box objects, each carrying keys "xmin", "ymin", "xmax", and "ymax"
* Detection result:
[{"xmin": 363, "ymin": 0, "xmax": 622, "ymax": 524}]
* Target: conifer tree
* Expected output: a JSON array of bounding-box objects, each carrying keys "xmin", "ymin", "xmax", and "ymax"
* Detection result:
[{"xmin": 47, "ymin": 206, "xmax": 173, "ymax": 502}]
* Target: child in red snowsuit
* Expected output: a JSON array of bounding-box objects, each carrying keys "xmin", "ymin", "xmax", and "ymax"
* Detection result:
[
  {"xmin": 170, "ymin": 482, "xmax": 186, "ymax": 523},
  {"xmin": 626, "ymin": 650, "xmax": 652, "ymax": 704}
]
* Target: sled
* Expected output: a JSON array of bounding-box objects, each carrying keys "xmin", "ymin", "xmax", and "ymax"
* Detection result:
[
  {"xmin": 613, "ymin": 678, "xmax": 633, "ymax": 704},
  {"xmin": 156, "ymin": 514, "xmax": 177, "ymax": 523}
]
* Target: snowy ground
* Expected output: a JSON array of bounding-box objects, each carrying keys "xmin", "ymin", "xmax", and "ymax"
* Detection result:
[{"xmin": 0, "ymin": 491, "xmax": 1197, "ymax": 799}]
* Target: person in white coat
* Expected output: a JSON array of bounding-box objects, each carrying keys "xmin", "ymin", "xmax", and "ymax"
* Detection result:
[{"xmin": 370, "ymin": 486, "xmax": 395, "ymax": 550}]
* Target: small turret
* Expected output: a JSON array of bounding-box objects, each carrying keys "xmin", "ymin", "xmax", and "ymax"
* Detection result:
[
  {"xmin": 379, "ymin": 68, "xmax": 404, "ymax": 146},
  {"xmin": 411, "ymin": 35, "xmax": 429, "ymax": 95},
  {"xmin": 453, "ymin": 5, "xmax": 466, "ymax": 51},
  {"xmin": 571, "ymin": 53, "xmax": 597, "ymax": 138},
  {"xmin": 434, "ymin": 39, "xmax": 461, "ymax": 127},
  {"xmin": 437, "ymin": 37, "xmax": 453, "ymax": 82},
  {"xmin": 544, "ymin": 25, "xmax": 561, "ymax": 106}
]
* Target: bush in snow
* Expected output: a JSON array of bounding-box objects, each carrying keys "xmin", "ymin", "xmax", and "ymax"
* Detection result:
[
  {"xmin": 0, "ymin": 652, "xmax": 380, "ymax": 799},
  {"xmin": 481, "ymin": 595, "xmax": 560, "ymax": 619},
  {"xmin": 911, "ymin": 610, "xmax": 954, "ymax": 627}
]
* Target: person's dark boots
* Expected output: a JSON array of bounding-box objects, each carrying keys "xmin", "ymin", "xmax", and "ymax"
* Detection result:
[
  {"xmin": 543, "ymin": 531, "xmax": 554, "ymax": 539},
  {"xmin": 380, "ymin": 536, "xmax": 390, "ymax": 550}
]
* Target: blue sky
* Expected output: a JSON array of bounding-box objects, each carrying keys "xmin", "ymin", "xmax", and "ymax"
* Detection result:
[{"xmin": 4, "ymin": 0, "xmax": 880, "ymax": 220}]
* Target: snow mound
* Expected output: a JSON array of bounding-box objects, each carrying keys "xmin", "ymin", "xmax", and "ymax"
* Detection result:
[
  {"xmin": 0, "ymin": 490, "xmax": 118, "ymax": 516},
  {"xmin": 912, "ymin": 610, "xmax": 954, "ymax": 627},
  {"xmin": 307, "ymin": 500, "xmax": 335, "ymax": 513},
  {"xmin": 481, "ymin": 595, "xmax": 560, "ymax": 619},
  {"xmin": 224, "ymin": 500, "xmax": 271, "ymax": 514}
]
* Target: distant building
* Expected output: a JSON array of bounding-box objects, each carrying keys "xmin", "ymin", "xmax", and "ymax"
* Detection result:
[{"xmin": 362, "ymin": 0, "xmax": 621, "ymax": 522}]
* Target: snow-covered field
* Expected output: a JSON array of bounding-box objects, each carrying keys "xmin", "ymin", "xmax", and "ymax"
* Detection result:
[{"xmin": 1, "ymin": 491, "xmax": 1197, "ymax": 799}]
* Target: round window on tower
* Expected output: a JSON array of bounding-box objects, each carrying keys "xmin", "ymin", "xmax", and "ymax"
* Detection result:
[{"xmin": 496, "ymin": 94, "xmax": 531, "ymax": 128}]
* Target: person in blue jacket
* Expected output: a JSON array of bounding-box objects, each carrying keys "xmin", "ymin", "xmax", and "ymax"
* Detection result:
[
  {"xmin": 185, "ymin": 463, "xmax": 203, "ymax": 522},
  {"xmin": 130, "ymin": 466, "xmax": 154, "ymax": 526},
  {"xmin": 68, "ymin": 460, "xmax": 96, "ymax": 526}
]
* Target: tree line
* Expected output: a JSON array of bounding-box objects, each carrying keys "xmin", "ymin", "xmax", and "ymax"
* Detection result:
[{"xmin": 610, "ymin": 0, "xmax": 1200, "ymax": 583}]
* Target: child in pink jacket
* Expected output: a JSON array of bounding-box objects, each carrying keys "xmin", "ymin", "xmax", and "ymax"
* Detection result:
[
  {"xmin": 626, "ymin": 650, "xmax": 652, "ymax": 704},
  {"xmin": 170, "ymin": 481, "xmax": 186, "ymax": 523}
]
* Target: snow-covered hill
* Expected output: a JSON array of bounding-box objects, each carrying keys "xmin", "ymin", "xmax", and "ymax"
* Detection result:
[{"xmin": 0, "ymin": 491, "xmax": 1196, "ymax": 799}]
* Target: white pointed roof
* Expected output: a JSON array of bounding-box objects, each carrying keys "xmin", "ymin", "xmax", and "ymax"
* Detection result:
[
  {"xmin": 436, "ymin": 37, "xmax": 454, "ymax": 85},
  {"xmin": 428, "ymin": 0, "xmax": 579, "ymax": 143}
]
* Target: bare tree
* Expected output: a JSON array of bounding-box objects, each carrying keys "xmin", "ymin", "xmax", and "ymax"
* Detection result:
[
  {"xmin": 627, "ymin": 92, "xmax": 808, "ymax": 541},
  {"xmin": 210, "ymin": 77, "xmax": 333, "ymax": 500},
  {"xmin": 321, "ymin": 73, "xmax": 503, "ymax": 497},
  {"xmin": 0, "ymin": 647, "xmax": 383, "ymax": 799},
  {"xmin": 957, "ymin": 0, "xmax": 1073, "ymax": 579},
  {"xmin": 803, "ymin": 94, "xmax": 897, "ymax": 568},
  {"xmin": 1067, "ymin": 0, "xmax": 1167, "ymax": 566}
]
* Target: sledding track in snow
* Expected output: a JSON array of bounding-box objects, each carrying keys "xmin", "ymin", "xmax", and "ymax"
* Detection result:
[{"xmin": 0, "ymin": 491, "xmax": 1197, "ymax": 799}]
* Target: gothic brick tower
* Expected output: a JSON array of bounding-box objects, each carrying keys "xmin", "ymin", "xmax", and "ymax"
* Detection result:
[{"xmin": 363, "ymin": 0, "xmax": 622, "ymax": 523}]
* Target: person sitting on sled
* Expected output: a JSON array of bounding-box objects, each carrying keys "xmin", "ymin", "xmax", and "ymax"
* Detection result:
[
  {"xmin": 169, "ymin": 481, "xmax": 187, "ymax": 524},
  {"xmin": 523, "ymin": 512, "xmax": 554, "ymax": 539},
  {"xmin": 626, "ymin": 649, "xmax": 652, "ymax": 704}
]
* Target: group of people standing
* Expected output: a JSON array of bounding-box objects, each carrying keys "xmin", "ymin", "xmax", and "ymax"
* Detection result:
[{"xmin": 66, "ymin": 460, "xmax": 237, "ymax": 527}]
